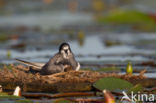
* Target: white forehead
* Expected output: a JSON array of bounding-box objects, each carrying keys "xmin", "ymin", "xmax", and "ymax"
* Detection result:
[{"xmin": 63, "ymin": 46, "xmax": 69, "ymax": 49}]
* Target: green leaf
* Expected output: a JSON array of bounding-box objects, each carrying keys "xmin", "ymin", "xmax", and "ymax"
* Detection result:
[
  {"xmin": 128, "ymin": 84, "xmax": 143, "ymax": 94},
  {"xmin": 93, "ymin": 77, "xmax": 133, "ymax": 91},
  {"xmin": 0, "ymin": 95, "xmax": 22, "ymax": 101},
  {"xmin": 126, "ymin": 62, "xmax": 133, "ymax": 74},
  {"xmin": 0, "ymin": 92, "xmax": 8, "ymax": 96},
  {"xmin": 14, "ymin": 99, "xmax": 34, "ymax": 103}
]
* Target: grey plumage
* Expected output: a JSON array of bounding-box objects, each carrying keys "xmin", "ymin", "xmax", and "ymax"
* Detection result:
[
  {"xmin": 16, "ymin": 42, "xmax": 80, "ymax": 75},
  {"xmin": 40, "ymin": 42, "xmax": 80, "ymax": 75},
  {"xmin": 40, "ymin": 53, "xmax": 66, "ymax": 75}
]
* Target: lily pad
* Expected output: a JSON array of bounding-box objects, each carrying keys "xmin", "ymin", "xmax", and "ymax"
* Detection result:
[
  {"xmin": 97, "ymin": 10, "xmax": 156, "ymax": 25},
  {"xmin": 93, "ymin": 77, "xmax": 133, "ymax": 91},
  {"xmin": 14, "ymin": 99, "xmax": 34, "ymax": 103},
  {"xmin": 128, "ymin": 84, "xmax": 143, "ymax": 94},
  {"xmin": 0, "ymin": 95, "xmax": 22, "ymax": 100},
  {"xmin": 0, "ymin": 92, "xmax": 23, "ymax": 101},
  {"xmin": 0, "ymin": 92, "xmax": 8, "ymax": 96},
  {"xmin": 97, "ymin": 10, "xmax": 156, "ymax": 31}
]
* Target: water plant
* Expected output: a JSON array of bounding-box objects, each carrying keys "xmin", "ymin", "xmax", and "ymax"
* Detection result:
[
  {"xmin": 126, "ymin": 61, "xmax": 133, "ymax": 75},
  {"xmin": 93, "ymin": 77, "xmax": 133, "ymax": 91}
]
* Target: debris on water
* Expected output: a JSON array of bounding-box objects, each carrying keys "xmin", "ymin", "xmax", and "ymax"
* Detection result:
[
  {"xmin": 139, "ymin": 61, "xmax": 156, "ymax": 67},
  {"xmin": 10, "ymin": 43, "xmax": 26, "ymax": 49}
]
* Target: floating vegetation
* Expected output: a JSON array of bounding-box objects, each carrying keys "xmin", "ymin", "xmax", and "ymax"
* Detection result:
[
  {"xmin": 126, "ymin": 61, "xmax": 133, "ymax": 75},
  {"xmin": 14, "ymin": 99, "xmax": 34, "ymax": 103},
  {"xmin": 0, "ymin": 94, "xmax": 22, "ymax": 100},
  {"xmin": 93, "ymin": 77, "xmax": 133, "ymax": 91},
  {"xmin": 0, "ymin": 65, "xmax": 155, "ymax": 103},
  {"xmin": 97, "ymin": 10, "xmax": 156, "ymax": 31},
  {"xmin": 128, "ymin": 84, "xmax": 143, "ymax": 94},
  {"xmin": 0, "ymin": 64, "xmax": 150, "ymax": 93}
]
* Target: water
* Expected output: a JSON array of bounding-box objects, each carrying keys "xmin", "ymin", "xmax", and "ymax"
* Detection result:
[
  {"xmin": 0, "ymin": 35, "xmax": 154, "ymax": 62},
  {"xmin": 0, "ymin": 11, "xmax": 93, "ymax": 31},
  {"xmin": 0, "ymin": 1, "xmax": 156, "ymax": 102},
  {"xmin": 0, "ymin": 33, "xmax": 156, "ymax": 77}
]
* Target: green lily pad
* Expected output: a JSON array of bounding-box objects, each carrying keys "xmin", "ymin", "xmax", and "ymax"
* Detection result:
[
  {"xmin": 0, "ymin": 95, "xmax": 22, "ymax": 100},
  {"xmin": 14, "ymin": 99, "xmax": 34, "ymax": 103},
  {"xmin": 0, "ymin": 92, "xmax": 8, "ymax": 96},
  {"xmin": 93, "ymin": 77, "xmax": 133, "ymax": 91},
  {"xmin": 97, "ymin": 10, "xmax": 156, "ymax": 31},
  {"xmin": 97, "ymin": 10, "xmax": 156, "ymax": 25},
  {"xmin": 128, "ymin": 84, "xmax": 143, "ymax": 94},
  {"xmin": 0, "ymin": 92, "xmax": 23, "ymax": 101}
]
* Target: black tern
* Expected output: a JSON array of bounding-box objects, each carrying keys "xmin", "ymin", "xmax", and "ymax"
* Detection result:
[{"xmin": 16, "ymin": 42, "xmax": 80, "ymax": 75}]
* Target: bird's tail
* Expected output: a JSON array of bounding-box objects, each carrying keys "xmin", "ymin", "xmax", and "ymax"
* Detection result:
[{"xmin": 15, "ymin": 59, "xmax": 44, "ymax": 69}]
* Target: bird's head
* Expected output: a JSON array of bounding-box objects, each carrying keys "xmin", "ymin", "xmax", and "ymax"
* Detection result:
[{"xmin": 59, "ymin": 42, "xmax": 72, "ymax": 58}]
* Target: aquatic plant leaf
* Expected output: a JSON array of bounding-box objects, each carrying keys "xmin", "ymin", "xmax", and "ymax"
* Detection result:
[
  {"xmin": 97, "ymin": 10, "xmax": 156, "ymax": 31},
  {"xmin": 93, "ymin": 77, "xmax": 133, "ymax": 91},
  {"xmin": 128, "ymin": 84, "xmax": 143, "ymax": 94},
  {"xmin": 126, "ymin": 62, "xmax": 133, "ymax": 75},
  {"xmin": 98, "ymin": 10, "xmax": 156, "ymax": 24},
  {"xmin": 14, "ymin": 99, "xmax": 34, "ymax": 103},
  {"xmin": 0, "ymin": 95, "xmax": 22, "ymax": 100}
]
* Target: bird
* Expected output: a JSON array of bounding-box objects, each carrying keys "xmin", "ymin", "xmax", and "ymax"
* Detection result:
[{"xmin": 16, "ymin": 42, "xmax": 80, "ymax": 75}]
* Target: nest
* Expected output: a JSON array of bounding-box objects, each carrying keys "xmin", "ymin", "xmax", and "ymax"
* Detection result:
[{"xmin": 0, "ymin": 64, "xmax": 152, "ymax": 93}]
